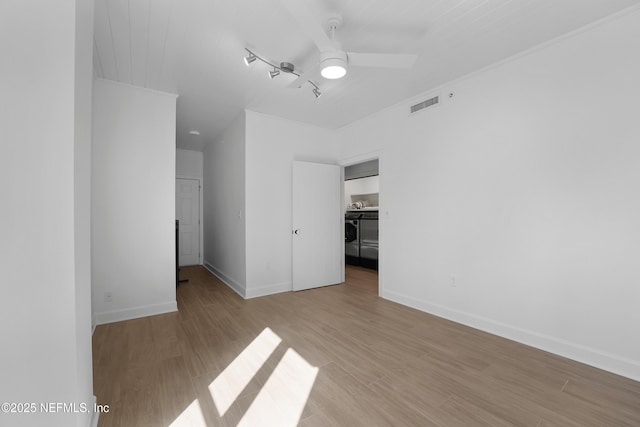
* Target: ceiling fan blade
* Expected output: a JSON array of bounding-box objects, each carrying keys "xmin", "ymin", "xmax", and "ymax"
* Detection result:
[
  {"xmin": 286, "ymin": 66, "xmax": 321, "ymax": 89},
  {"xmin": 347, "ymin": 52, "xmax": 418, "ymax": 69},
  {"xmin": 278, "ymin": 0, "xmax": 335, "ymax": 51},
  {"xmin": 287, "ymin": 73, "xmax": 309, "ymax": 89},
  {"xmin": 285, "ymin": 56, "xmax": 321, "ymax": 88}
]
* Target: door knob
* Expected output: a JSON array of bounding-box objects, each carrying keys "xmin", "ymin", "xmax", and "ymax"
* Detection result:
[{"xmin": 293, "ymin": 229, "xmax": 300, "ymax": 235}]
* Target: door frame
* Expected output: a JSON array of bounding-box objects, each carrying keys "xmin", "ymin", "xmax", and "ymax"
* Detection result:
[
  {"xmin": 338, "ymin": 150, "xmax": 383, "ymax": 295},
  {"xmin": 176, "ymin": 175, "xmax": 203, "ymax": 265}
]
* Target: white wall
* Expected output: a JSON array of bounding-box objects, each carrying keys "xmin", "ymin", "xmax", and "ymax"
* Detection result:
[
  {"xmin": 203, "ymin": 112, "xmax": 247, "ymax": 295},
  {"xmin": 92, "ymin": 79, "xmax": 177, "ymax": 324},
  {"xmin": 176, "ymin": 149, "xmax": 203, "ymax": 178},
  {"xmin": 73, "ymin": 0, "xmax": 96, "ymax": 425},
  {"xmin": 338, "ymin": 8, "xmax": 640, "ymax": 380},
  {"xmin": 0, "ymin": 1, "xmax": 95, "ymax": 426},
  {"xmin": 245, "ymin": 111, "xmax": 339, "ymax": 297}
]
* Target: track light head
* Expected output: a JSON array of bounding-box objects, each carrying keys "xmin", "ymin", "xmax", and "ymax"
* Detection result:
[
  {"xmin": 269, "ymin": 68, "xmax": 280, "ymax": 79},
  {"xmin": 313, "ymin": 88, "xmax": 322, "ymax": 98},
  {"xmin": 244, "ymin": 52, "xmax": 257, "ymax": 66}
]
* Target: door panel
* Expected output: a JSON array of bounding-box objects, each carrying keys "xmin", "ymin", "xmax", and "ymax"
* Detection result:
[
  {"xmin": 292, "ymin": 161, "xmax": 342, "ymax": 291},
  {"xmin": 176, "ymin": 178, "xmax": 200, "ymax": 266}
]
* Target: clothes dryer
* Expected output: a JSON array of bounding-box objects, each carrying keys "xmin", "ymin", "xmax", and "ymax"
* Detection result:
[{"xmin": 345, "ymin": 211, "xmax": 361, "ymax": 266}]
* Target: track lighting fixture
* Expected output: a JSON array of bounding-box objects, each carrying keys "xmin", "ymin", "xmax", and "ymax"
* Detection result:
[
  {"xmin": 244, "ymin": 51, "xmax": 257, "ymax": 66},
  {"xmin": 268, "ymin": 68, "xmax": 280, "ymax": 79},
  {"xmin": 243, "ymin": 48, "xmax": 321, "ymax": 99},
  {"xmin": 308, "ymin": 81, "xmax": 321, "ymax": 99}
]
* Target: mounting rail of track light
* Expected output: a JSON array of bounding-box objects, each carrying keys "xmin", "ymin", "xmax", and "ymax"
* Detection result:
[{"xmin": 244, "ymin": 48, "xmax": 321, "ymax": 98}]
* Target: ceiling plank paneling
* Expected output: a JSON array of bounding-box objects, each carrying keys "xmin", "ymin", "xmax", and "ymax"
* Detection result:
[
  {"xmin": 128, "ymin": 0, "xmax": 151, "ymax": 87},
  {"xmin": 106, "ymin": 0, "xmax": 133, "ymax": 84},
  {"xmin": 156, "ymin": 0, "xmax": 193, "ymax": 93},
  {"xmin": 93, "ymin": 0, "xmax": 118, "ymax": 80},
  {"xmin": 93, "ymin": 39, "xmax": 105, "ymax": 78},
  {"xmin": 92, "ymin": 0, "xmax": 640, "ymax": 150},
  {"xmin": 145, "ymin": 0, "xmax": 173, "ymax": 89}
]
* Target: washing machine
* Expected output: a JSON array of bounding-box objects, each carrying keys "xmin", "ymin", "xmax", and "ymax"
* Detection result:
[
  {"xmin": 345, "ymin": 211, "xmax": 361, "ymax": 265},
  {"xmin": 359, "ymin": 210, "xmax": 378, "ymax": 270}
]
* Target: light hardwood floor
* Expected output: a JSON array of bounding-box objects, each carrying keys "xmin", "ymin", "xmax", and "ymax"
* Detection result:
[{"xmin": 93, "ymin": 265, "xmax": 640, "ymax": 426}]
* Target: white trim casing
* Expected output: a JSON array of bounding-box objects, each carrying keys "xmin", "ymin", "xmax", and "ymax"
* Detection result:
[
  {"xmin": 203, "ymin": 261, "xmax": 246, "ymax": 298},
  {"xmin": 94, "ymin": 301, "xmax": 178, "ymax": 325},
  {"xmin": 245, "ymin": 282, "xmax": 292, "ymax": 299},
  {"xmin": 381, "ymin": 289, "xmax": 640, "ymax": 382}
]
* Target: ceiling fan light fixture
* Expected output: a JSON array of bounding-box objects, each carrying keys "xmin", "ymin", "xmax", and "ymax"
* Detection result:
[
  {"xmin": 321, "ymin": 64, "xmax": 346, "ymax": 79},
  {"xmin": 320, "ymin": 51, "xmax": 348, "ymax": 79}
]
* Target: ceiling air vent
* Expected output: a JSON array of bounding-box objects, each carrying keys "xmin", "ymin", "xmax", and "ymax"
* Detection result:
[{"xmin": 410, "ymin": 96, "xmax": 439, "ymax": 114}]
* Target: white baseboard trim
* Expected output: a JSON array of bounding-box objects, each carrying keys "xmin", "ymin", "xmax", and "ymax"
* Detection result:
[
  {"xmin": 203, "ymin": 261, "xmax": 246, "ymax": 298},
  {"xmin": 245, "ymin": 281, "xmax": 292, "ymax": 299},
  {"xmin": 381, "ymin": 289, "xmax": 640, "ymax": 382},
  {"xmin": 94, "ymin": 301, "xmax": 178, "ymax": 325},
  {"xmin": 90, "ymin": 395, "xmax": 99, "ymax": 427}
]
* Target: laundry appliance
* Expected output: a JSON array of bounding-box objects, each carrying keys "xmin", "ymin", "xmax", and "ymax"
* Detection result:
[{"xmin": 345, "ymin": 211, "xmax": 361, "ymax": 266}]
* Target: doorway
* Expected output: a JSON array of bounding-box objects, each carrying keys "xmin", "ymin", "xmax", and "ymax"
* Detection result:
[
  {"xmin": 176, "ymin": 177, "xmax": 201, "ymax": 266},
  {"xmin": 342, "ymin": 157, "xmax": 380, "ymax": 294}
]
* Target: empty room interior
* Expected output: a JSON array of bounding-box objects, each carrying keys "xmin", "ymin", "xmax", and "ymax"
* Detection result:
[{"xmin": 3, "ymin": 0, "xmax": 640, "ymax": 426}]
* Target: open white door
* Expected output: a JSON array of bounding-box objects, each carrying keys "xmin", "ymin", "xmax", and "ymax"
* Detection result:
[{"xmin": 292, "ymin": 161, "xmax": 342, "ymax": 291}]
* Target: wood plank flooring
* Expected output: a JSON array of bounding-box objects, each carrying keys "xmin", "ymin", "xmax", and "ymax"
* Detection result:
[{"xmin": 93, "ymin": 265, "xmax": 640, "ymax": 426}]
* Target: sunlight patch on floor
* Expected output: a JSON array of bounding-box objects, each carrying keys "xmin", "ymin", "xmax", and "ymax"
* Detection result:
[
  {"xmin": 208, "ymin": 327, "xmax": 282, "ymax": 416},
  {"xmin": 237, "ymin": 348, "xmax": 319, "ymax": 427},
  {"xmin": 168, "ymin": 328, "xmax": 318, "ymax": 426},
  {"xmin": 168, "ymin": 399, "xmax": 206, "ymax": 427}
]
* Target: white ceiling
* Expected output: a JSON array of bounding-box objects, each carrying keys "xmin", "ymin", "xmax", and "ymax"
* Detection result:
[{"xmin": 93, "ymin": 0, "xmax": 640, "ymax": 151}]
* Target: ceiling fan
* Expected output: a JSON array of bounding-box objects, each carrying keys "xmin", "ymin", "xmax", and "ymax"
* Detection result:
[{"xmin": 279, "ymin": 0, "xmax": 418, "ymax": 88}]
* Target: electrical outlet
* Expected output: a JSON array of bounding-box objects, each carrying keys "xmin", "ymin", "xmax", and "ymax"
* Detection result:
[{"xmin": 104, "ymin": 292, "xmax": 113, "ymax": 303}]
